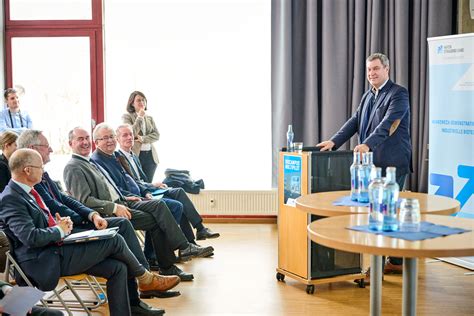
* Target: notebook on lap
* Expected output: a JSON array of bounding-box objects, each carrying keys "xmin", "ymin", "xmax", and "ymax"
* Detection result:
[{"xmin": 63, "ymin": 227, "xmax": 119, "ymax": 244}]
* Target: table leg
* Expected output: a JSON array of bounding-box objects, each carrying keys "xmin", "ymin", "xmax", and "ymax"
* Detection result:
[
  {"xmin": 370, "ymin": 255, "xmax": 383, "ymax": 316},
  {"xmin": 402, "ymin": 258, "xmax": 418, "ymax": 316}
]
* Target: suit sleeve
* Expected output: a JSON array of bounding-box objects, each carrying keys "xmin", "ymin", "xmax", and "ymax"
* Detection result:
[
  {"xmin": 363, "ymin": 87, "xmax": 409, "ymax": 150},
  {"xmin": 122, "ymin": 113, "xmax": 142, "ymax": 138},
  {"xmin": 0, "ymin": 194, "xmax": 61, "ymax": 247},
  {"xmin": 330, "ymin": 101, "xmax": 363, "ymax": 149},
  {"xmin": 35, "ymin": 182, "xmax": 84, "ymax": 224},
  {"xmin": 64, "ymin": 164, "xmax": 116, "ymax": 216},
  {"xmin": 141, "ymin": 116, "xmax": 160, "ymax": 144}
]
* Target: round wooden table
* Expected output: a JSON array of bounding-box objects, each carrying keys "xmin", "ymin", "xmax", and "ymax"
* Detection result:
[
  {"xmin": 307, "ymin": 214, "xmax": 474, "ymax": 316},
  {"xmin": 296, "ymin": 190, "xmax": 460, "ymax": 216}
]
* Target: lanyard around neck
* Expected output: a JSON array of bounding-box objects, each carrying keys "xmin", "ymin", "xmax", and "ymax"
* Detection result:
[{"xmin": 8, "ymin": 109, "xmax": 24, "ymax": 128}]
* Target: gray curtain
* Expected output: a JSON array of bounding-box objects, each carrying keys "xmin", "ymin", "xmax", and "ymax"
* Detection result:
[{"xmin": 271, "ymin": 0, "xmax": 455, "ymax": 191}]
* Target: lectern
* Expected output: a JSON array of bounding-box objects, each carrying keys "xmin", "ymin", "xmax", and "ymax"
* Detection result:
[{"xmin": 276, "ymin": 148, "xmax": 365, "ymax": 294}]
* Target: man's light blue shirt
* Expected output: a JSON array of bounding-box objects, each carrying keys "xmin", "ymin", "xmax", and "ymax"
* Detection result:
[{"xmin": 0, "ymin": 108, "xmax": 33, "ymax": 134}]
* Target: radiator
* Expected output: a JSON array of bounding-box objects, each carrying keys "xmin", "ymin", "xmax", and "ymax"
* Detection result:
[{"xmin": 186, "ymin": 189, "xmax": 278, "ymax": 216}]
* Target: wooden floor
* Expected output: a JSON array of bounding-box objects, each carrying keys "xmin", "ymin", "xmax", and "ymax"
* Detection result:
[{"xmin": 30, "ymin": 223, "xmax": 474, "ymax": 315}]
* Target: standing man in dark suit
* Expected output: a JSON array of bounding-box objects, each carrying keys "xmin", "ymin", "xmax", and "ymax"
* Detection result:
[
  {"xmin": 0, "ymin": 149, "xmax": 180, "ymax": 316},
  {"xmin": 318, "ymin": 53, "xmax": 412, "ymax": 185},
  {"xmin": 16, "ymin": 129, "xmax": 181, "ymax": 301},
  {"xmin": 317, "ymin": 53, "xmax": 412, "ymax": 271}
]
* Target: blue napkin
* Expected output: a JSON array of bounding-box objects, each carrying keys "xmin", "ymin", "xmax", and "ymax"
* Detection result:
[
  {"xmin": 332, "ymin": 195, "xmax": 369, "ymax": 207},
  {"xmin": 348, "ymin": 221, "xmax": 471, "ymax": 241}
]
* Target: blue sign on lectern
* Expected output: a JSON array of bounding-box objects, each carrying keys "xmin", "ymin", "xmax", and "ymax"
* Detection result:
[{"xmin": 283, "ymin": 155, "xmax": 302, "ymax": 205}]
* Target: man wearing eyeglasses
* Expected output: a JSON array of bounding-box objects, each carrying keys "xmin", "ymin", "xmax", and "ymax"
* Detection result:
[
  {"xmin": 0, "ymin": 149, "xmax": 175, "ymax": 316},
  {"xmin": 16, "ymin": 129, "xmax": 182, "ymax": 304},
  {"xmin": 64, "ymin": 127, "xmax": 213, "ymax": 282}
]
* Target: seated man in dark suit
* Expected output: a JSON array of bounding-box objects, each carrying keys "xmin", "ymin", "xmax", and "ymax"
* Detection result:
[
  {"xmin": 64, "ymin": 127, "xmax": 212, "ymax": 282},
  {"xmin": 16, "ymin": 129, "xmax": 181, "ymax": 298},
  {"xmin": 0, "ymin": 149, "xmax": 180, "ymax": 316},
  {"xmin": 0, "ymin": 280, "xmax": 63, "ymax": 315},
  {"xmin": 114, "ymin": 123, "xmax": 220, "ymax": 242}
]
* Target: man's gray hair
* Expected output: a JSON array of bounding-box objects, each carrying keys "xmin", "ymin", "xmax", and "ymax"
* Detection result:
[
  {"xmin": 9, "ymin": 148, "xmax": 40, "ymax": 173},
  {"xmin": 116, "ymin": 123, "xmax": 134, "ymax": 137},
  {"xmin": 68, "ymin": 127, "xmax": 82, "ymax": 142},
  {"xmin": 367, "ymin": 53, "xmax": 389, "ymax": 68},
  {"xmin": 93, "ymin": 122, "xmax": 115, "ymax": 141},
  {"xmin": 17, "ymin": 129, "xmax": 43, "ymax": 148}
]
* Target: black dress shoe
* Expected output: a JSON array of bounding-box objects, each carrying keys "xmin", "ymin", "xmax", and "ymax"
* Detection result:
[
  {"xmin": 160, "ymin": 265, "xmax": 194, "ymax": 281},
  {"xmin": 178, "ymin": 243, "xmax": 214, "ymax": 261},
  {"xmin": 196, "ymin": 227, "xmax": 220, "ymax": 240},
  {"xmin": 140, "ymin": 290, "xmax": 181, "ymax": 299},
  {"xmin": 130, "ymin": 300, "xmax": 165, "ymax": 315}
]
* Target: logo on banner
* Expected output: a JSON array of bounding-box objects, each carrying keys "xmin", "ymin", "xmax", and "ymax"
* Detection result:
[
  {"xmin": 436, "ymin": 44, "xmax": 465, "ymax": 55},
  {"xmin": 430, "ymin": 164, "xmax": 474, "ymax": 210}
]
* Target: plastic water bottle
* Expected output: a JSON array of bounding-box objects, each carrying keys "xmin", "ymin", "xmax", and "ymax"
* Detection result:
[
  {"xmin": 287, "ymin": 125, "xmax": 294, "ymax": 152},
  {"xmin": 382, "ymin": 167, "xmax": 399, "ymax": 231},
  {"xmin": 368, "ymin": 167, "xmax": 383, "ymax": 231},
  {"xmin": 357, "ymin": 153, "xmax": 371, "ymax": 203},
  {"xmin": 350, "ymin": 152, "xmax": 361, "ymax": 201}
]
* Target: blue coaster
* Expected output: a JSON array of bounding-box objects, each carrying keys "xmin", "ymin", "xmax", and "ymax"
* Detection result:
[
  {"xmin": 348, "ymin": 221, "xmax": 471, "ymax": 241},
  {"xmin": 333, "ymin": 195, "xmax": 369, "ymax": 207}
]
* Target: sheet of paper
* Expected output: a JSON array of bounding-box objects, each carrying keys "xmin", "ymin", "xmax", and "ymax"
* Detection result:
[
  {"xmin": 0, "ymin": 285, "xmax": 45, "ymax": 316},
  {"xmin": 67, "ymin": 229, "xmax": 94, "ymax": 239}
]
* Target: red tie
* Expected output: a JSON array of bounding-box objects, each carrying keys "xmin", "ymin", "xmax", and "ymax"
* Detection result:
[{"xmin": 30, "ymin": 188, "xmax": 57, "ymax": 227}]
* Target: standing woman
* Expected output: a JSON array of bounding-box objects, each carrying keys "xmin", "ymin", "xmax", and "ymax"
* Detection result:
[
  {"xmin": 122, "ymin": 91, "xmax": 160, "ymax": 182},
  {"xmin": 0, "ymin": 131, "xmax": 18, "ymax": 192},
  {"xmin": 0, "ymin": 88, "xmax": 33, "ymax": 134}
]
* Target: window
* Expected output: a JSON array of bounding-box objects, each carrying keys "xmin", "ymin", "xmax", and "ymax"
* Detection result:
[{"xmin": 104, "ymin": 0, "xmax": 271, "ymax": 189}]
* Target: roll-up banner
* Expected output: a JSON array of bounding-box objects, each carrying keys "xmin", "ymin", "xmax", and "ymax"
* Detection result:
[
  {"xmin": 428, "ymin": 34, "xmax": 474, "ymax": 217},
  {"xmin": 428, "ymin": 33, "xmax": 474, "ymax": 269}
]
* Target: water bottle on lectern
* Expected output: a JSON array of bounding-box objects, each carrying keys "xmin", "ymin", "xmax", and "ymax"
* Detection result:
[
  {"xmin": 350, "ymin": 152, "xmax": 361, "ymax": 201},
  {"xmin": 286, "ymin": 125, "xmax": 294, "ymax": 152}
]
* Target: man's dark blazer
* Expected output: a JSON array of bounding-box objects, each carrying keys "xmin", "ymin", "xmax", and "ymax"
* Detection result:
[
  {"xmin": 35, "ymin": 172, "xmax": 92, "ymax": 226},
  {"xmin": 0, "ymin": 180, "xmax": 63, "ymax": 291},
  {"xmin": 330, "ymin": 80, "xmax": 412, "ymax": 175},
  {"xmin": 0, "ymin": 154, "xmax": 11, "ymax": 193}
]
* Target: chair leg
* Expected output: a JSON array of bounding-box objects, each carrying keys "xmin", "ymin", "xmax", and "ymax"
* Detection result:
[{"xmin": 64, "ymin": 279, "xmax": 92, "ymax": 316}]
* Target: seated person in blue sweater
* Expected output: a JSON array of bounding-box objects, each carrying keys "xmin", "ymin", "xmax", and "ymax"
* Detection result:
[{"xmin": 90, "ymin": 123, "xmax": 217, "ymax": 271}]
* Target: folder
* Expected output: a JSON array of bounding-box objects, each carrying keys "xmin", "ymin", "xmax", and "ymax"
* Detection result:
[
  {"xmin": 63, "ymin": 227, "xmax": 119, "ymax": 244},
  {"xmin": 151, "ymin": 188, "xmax": 169, "ymax": 196}
]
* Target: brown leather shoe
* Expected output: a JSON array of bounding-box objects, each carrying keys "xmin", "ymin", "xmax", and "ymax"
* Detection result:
[
  {"xmin": 138, "ymin": 273, "xmax": 180, "ymax": 292},
  {"xmin": 384, "ymin": 261, "xmax": 403, "ymax": 274}
]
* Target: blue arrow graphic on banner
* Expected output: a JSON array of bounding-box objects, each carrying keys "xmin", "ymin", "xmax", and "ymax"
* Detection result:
[{"xmin": 456, "ymin": 165, "xmax": 474, "ymax": 209}]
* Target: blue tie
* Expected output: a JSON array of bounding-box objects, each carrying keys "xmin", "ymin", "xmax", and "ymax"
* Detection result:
[{"xmin": 360, "ymin": 92, "xmax": 375, "ymax": 143}]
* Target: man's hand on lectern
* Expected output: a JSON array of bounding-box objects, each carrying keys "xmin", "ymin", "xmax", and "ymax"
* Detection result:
[
  {"xmin": 354, "ymin": 144, "xmax": 370, "ymax": 153},
  {"xmin": 316, "ymin": 140, "xmax": 335, "ymax": 151}
]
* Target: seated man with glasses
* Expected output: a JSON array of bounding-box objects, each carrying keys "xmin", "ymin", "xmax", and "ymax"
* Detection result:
[
  {"xmin": 16, "ymin": 129, "xmax": 182, "ymax": 304},
  {"xmin": 0, "ymin": 149, "xmax": 178, "ymax": 316}
]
